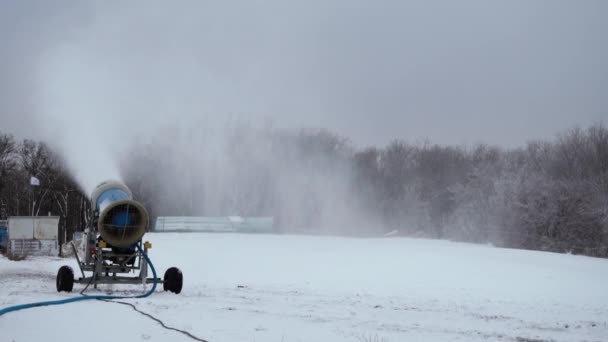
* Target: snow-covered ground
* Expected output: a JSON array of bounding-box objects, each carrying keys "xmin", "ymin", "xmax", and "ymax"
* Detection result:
[{"xmin": 1, "ymin": 233, "xmax": 608, "ymax": 342}]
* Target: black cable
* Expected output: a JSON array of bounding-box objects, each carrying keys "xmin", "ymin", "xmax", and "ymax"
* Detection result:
[
  {"xmin": 79, "ymin": 268, "xmax": 95, "ymax": 295},
  {"xmin": 100, "ymin": 299, "xmax": 209, "ymax": 342},
  {"xmin": 79, "ymin": 245, "xmax": 208, "ymax": 341}
]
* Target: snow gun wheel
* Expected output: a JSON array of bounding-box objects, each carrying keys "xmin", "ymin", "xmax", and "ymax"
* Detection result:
[
  {"xmin": 163, "ymin": 267, "xmax": 183, "ymax": 294},
  {"xmin": 56, "ymin": 266, "xmax": 74, "ymax": 292}
]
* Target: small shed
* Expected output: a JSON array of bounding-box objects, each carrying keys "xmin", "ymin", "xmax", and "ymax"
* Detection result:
[{"xmin": 7, "ymin": 216, "xmax": 60, "ymax": 257}]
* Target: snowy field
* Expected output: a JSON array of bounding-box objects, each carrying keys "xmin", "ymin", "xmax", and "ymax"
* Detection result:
[{"xmin": 1, "ymin": 233, "xmax": 608, "ymax": 342}]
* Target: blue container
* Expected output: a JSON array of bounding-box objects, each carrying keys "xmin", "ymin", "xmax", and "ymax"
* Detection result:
[{"xmin": 0, "ymin": 225, "xmax": 7, "ymax": 248}]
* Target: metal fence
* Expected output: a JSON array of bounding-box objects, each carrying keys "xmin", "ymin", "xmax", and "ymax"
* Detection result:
[{"xmin": 154, "ymin": 216, "xmax": 274, "ymax": 234}]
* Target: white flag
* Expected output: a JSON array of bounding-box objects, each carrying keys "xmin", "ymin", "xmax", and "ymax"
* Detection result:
[{"xmin": 30, "ymin": 176, "xmax": 40, "ymax": 186}]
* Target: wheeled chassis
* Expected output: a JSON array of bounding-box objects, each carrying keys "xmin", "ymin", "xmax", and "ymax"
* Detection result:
[{"xmin": 70, "ymin": 238, "xmax": 161, "ymax": 288}]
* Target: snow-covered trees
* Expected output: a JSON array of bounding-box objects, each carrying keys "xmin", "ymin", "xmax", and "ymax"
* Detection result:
[
  {"xmin": 1, "ymin": 123, "xmax": 607, "ymax": 257},
  {"xmin": 445, "ymin": 125, "xmax": 608, "ymax": 256}
]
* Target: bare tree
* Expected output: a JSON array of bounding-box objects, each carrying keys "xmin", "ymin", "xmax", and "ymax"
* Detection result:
[{"xmin": 0, "ymin": 133, "xmax": 17, "ymax": 219}]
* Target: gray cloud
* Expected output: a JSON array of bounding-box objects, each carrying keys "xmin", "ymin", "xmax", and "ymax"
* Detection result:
[
  {"xmin": 0, "ymin": 0, "xmax": 606, "ymax": 149},
  {"xmin": 0, "ymin": 0, "xmax": 91, "ymax": 136}
]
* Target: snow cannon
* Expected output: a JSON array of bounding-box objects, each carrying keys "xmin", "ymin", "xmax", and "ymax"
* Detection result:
[
  {"xmin": 55, "ymin": 181, "xmax": 183, "ymax": 294},
  {"xmin": 91, "ymin": 181, "xmax": 148, "ymax": 248}
]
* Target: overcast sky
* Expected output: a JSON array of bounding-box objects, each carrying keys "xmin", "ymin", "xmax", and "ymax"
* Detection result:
[{"xmin": 0, "ymin": 0, "xmax": 606, "ymax": 148}]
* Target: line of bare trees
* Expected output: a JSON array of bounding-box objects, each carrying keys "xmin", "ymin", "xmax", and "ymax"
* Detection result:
[
  {"xmin": 350, "ymin": 125, "xmax": 608, "ymax": 256},
  {"xmin": 0, "ymin": 135, "xmax": 90, "ymax": 244},
  {"xmin": 1, "ymin": 123, "xmax": 607, "ymax": 257}
]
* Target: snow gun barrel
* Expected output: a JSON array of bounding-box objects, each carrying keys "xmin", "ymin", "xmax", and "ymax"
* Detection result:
[{"xmin": 91, "ymin": 181, "xmax": 149, "ymax": 248}]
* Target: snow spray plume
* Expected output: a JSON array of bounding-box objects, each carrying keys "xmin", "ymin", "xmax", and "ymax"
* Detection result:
[{"xmin": 29, "ymin": 1, "xmax": 381, "ymax": 232}]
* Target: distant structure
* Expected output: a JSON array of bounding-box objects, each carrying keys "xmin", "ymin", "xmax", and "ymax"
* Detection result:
[
  {"xmin": 5, "ymin": 217, "xmax": 59, "ymax": 257},
  {"xmin": 0, "ymin": 220, "xmax": 7, "ymax": 252},
  {"xmin": 154, "ymin": 216, "xmax": 274, "ymax": 234}
]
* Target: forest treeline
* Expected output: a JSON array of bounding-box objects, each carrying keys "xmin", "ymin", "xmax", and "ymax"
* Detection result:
[{"xmin": 1, "ymin": 124, "xmax": 607, "ymax": 257}]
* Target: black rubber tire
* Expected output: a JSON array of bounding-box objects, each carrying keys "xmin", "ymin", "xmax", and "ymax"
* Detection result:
[
  {"xmin": 163, "ymin": 267, "xmax": 183, "ymax": 294},
  {"xmin": 56, "ymin": 266, "xmax": 74, "ymax": 292}
]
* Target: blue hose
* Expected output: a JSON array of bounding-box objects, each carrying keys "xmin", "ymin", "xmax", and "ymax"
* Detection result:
[{"xmin": 0, "ymin": 244, "xmax": 158, "ymax": 317}]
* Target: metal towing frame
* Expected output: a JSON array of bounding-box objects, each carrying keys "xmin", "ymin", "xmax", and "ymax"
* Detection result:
[{"xmin": 71, "ymin": 235, "xmax": 160, "ymax": 288}]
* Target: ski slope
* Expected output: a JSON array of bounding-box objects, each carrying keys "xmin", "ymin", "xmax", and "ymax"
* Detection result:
[{"xmin": 1, "ymin": 233, "xmax": 607, "ymax": 342}]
